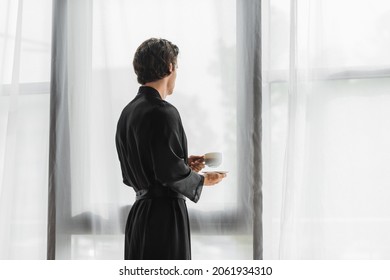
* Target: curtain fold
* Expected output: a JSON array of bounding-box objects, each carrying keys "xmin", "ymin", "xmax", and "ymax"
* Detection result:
[
  {"xmin": 237, "ymin": 0, "xmax": 263, "ymax": 260},
  {"xmin": 47, "ymin": 0, "xmax": 72, "ymax": 260}
]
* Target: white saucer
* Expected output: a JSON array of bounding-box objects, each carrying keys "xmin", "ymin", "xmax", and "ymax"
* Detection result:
[{"xmin": 202, "ymin": 171, "xmax": 229, "ymax": 174}]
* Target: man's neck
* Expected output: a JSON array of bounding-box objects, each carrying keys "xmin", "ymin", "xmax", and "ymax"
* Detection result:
[{"xmin": 144, "ymin": 80, "xmax": 169, "ymax": 100}]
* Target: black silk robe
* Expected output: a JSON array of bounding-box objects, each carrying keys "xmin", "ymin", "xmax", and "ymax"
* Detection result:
[{"xmin": 115, "ymin": 86, "xmax": 204, "ymax": 260}]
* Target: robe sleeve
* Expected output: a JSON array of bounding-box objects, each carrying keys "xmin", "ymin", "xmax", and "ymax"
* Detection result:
[
  {"xmin": 115, "ymin": 133, "xmax": 131, "ymax": 187},
  {"xmin": 121, "ymin": 168, "xmax": 131, "ymax": 187},
  {"xmin": 150, "ymin": 106, "xmax": 204, "ymax": 202}
]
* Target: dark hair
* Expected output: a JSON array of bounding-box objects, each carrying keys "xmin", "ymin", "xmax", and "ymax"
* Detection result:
[{"xmin": 133, "ymin": 38, "xmax": 179, "ymax": 85}]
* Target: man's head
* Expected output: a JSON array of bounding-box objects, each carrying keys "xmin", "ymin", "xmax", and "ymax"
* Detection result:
[{"xmin": 133, "ymin": 38, "xmax": 179, "ymax": 85}]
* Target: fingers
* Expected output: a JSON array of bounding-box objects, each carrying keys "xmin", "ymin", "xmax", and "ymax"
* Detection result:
[
  {"xmin": 190, "ymin": 165, "xmax": 202, "ymax": 172},
  {"xmin": 204, "ymin": 172, "xmax": 227, "ymax": 186},
  {"xmin": 192, "ymin": 166, "xmax": 205, "ymax": 172},
  {"xmin": 214, "ymin": 173, "xmax": 226, "ymax": 183},
  {"xmin": 189, "ymin": 157, "xmax": 205, "ymax": 172},
  {"xmin": 195, "ymin": 162, "xmax": 206, "ymax": 170},
  {"xmin": 206, "ymin": 172, "xmax": 224, "ymax": 178},
  {"xmin": 189, "ymin": 155, "xmax": 205, "ymax": 165},
  {"xmin": 189, "ymin": 155, "xmax": 205, "ymax": 160}
]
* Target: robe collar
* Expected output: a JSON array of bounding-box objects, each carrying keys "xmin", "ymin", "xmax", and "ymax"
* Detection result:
[{"xmin": 138, "ymin": 86, "xmax": 162, "ymax": 100}]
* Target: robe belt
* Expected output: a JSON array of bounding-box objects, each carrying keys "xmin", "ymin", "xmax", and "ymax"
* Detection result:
[{"xmin": 136, "ymin": 186, "xmax": 184, "ymax": 201}]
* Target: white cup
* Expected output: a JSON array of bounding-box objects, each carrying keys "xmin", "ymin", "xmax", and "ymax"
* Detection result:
[{"xmin": 204, "ymin": 152, "xmax": 222, "ymax": 167}]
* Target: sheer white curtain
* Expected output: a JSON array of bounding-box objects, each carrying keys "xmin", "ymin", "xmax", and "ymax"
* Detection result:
[
  {"xmin": 0, "ymin": 0, "xmax": 51, "ymax": 259},
  {"xmin": 263, "ymin": 0, "xmax": 390, "ymax": 259}
]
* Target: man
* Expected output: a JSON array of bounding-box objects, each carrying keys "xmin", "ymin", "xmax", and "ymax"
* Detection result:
[{"xmin": 115, "ymin": 38, "xmax": 226, "ymax": 260}]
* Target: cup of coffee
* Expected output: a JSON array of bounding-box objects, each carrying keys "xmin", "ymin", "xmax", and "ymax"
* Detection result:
[{"xmin": 204, "ymin": 152, "xmax": 222, "ymax": 167}]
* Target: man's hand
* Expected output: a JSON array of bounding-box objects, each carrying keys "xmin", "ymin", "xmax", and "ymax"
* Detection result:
[
  {"xmin": 204, "ymin": 172, "xmax": 227, "ymax": 186},
  {"xmin": 188, "ymin": 155, "xmax": 205, "ymax": 172}
]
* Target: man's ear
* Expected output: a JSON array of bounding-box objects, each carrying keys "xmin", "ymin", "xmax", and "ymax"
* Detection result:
[{"xmin": 169, "ymin": 63, "xmax": 173, "ymax": 73}]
